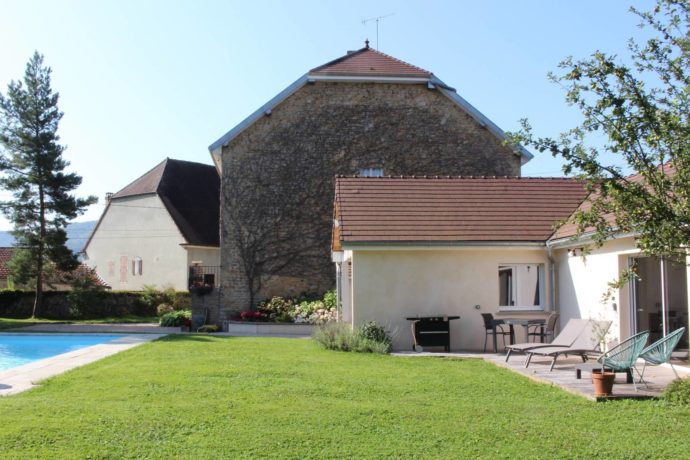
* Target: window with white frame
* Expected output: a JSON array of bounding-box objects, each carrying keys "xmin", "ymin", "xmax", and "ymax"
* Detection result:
[
  {"xmin": 498, "ymin": 263, "xmax": 545, "ymax": 310},
  {"xmin": 359, "ymin": 167, "xmax": 384, "ymax": 177},
  {"xmin": 131, "ymin": 257, "xmax": 143, "ymax": 276}
]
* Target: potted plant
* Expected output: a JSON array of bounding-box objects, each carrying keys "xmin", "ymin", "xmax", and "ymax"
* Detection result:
[{"xmin": 590, "ymin": 317, "xmax": 615, "ymax": 396}]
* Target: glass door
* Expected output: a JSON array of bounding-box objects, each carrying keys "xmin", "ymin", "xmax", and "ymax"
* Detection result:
[{"xmin": 631, "ymin": 256, "xmax": 689, "ymax": 361}]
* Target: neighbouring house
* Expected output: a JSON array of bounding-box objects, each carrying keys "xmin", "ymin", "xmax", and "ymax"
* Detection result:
[
  {"xmin": 0, "ymin": 247, "xmax": 14, "ymax": 289},
  {"xmin": 82, "ymin": 158, "xmax": 220, "ymax": 291},
  {"xmin": 209, "ymin": 42, "xmax": 533, "ymax": 322},
  {"xmin": 332, "ymin": 175, "xmax": 690, "ymax": 356},
  {"xmin": 0, "ymin": 247, "xmax": 108, "ymax": 290}
]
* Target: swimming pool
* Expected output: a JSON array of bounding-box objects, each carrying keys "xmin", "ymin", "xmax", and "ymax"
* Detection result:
[{"xmin": 0, "ymin": 334, "xmax": 126, "ymax": 372}]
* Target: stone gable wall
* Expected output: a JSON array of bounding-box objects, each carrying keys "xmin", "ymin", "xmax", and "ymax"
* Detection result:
[{"xmin": 218, "ymin": 81, "xmax": 522, "ymax": 320}]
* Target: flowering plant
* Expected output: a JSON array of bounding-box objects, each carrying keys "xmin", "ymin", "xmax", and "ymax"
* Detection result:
[{"xmin": 238, "ymin": 310, "xmax": 267, "ymax": 322}]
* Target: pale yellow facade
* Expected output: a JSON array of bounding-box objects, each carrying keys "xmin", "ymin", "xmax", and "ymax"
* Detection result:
[{"xmin": 83, "ymin": 194, "xmax": 219, "ymax": 291}]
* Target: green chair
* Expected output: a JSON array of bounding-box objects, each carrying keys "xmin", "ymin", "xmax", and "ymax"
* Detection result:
[
  {"xmin": 637, "ymin": 327, "xmax": 686, "ymax": 384},
  {"xmin": 597, "ymin": 331, "xmax": 649, "ymax": 391}
]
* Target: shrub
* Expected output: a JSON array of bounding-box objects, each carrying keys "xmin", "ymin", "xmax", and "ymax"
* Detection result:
[
  {"xmin": 197, "ymin": 324, "xmax": 220, "ymax": 333},
  {"xmin": 66, "ymin": 288, "xmax": 107, "ymax": 318},
  {"xmin": 662, "ymin": 378, "xmax": 690, "ymax": 406},
  {"xmin": 314, "ymin": 321, "xmax": 391, "ymax": 354},
  {"xmin": 323, "ymin": 289, "xmax": 336, "ymax": 310},
  {"xmin": 157, "ymin": 303, "xmax": 174, "ymax": 316},
  {"xmin": 140, "ymin": 285, "xmax": 162, "ymax": 310},
  {"xmin": 173, "ymin": 295, "xmax": 192, "ymax": 311},
  {"xmin": 313, "ymin": 322, "xmax": 355, "ymax": 351},
  {"xmin": 258, "ymin": 296, "xmax": 293, "ymax": 321},
  {"xmin": 357, "ymin": 321, "xmax": 392, "ymax": 349},
  {"xmin": 159, "ymin": 309, "xmax": 191, "ymax": 327}
]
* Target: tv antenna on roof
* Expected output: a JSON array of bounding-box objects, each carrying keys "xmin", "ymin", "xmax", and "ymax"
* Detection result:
[{"xmin": 361, "ymin": 13, "xmax": 394, "ymax": 50}]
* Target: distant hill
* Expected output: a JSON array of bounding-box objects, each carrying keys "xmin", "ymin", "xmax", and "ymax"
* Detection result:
[{"xmin": 0, "ymin": 221, "xmax": 97, "ymax": 254}]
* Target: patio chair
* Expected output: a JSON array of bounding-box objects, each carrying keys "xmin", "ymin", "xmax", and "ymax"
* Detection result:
[
  {"xmin": 481, "ymin": 313, "xmax": 511, "ymax": 352},
  {"xmin": 505, "ymin": 318, "xmax": 588, "ymax": 362},
  {"xmin": 527, "ymin": 312, "xmax": 559, "ymax": 343},
  {"xmin": 636, "ymin": 327, "xmax": 686, "ymax": 383},
  {"xmin": 596, "ymin": 330, "xmax": 649, "ymax": 391},
  {"xmin": 525, "ymin": 320, "xmax": 612, "ymax": 371}
]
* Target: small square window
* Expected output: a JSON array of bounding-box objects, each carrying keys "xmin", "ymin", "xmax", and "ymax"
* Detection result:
[{"xmin": 359, "ymin": 168, "xmax": 384, "ymax": 177}]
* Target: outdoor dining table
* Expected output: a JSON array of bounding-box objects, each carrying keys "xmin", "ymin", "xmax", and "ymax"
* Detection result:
[{"xmin": 501, "ymin": 318, "xmax": 547, "ymax": 345}]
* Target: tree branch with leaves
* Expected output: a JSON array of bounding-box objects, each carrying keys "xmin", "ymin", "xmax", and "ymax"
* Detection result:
[{"xmin": 510, "ymin": 1, "xmax": 689, "ymax": 270}]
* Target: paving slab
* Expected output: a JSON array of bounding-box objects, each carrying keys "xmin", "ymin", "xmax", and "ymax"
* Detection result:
[
  {"xmin": 392, "ymin": 350, "xmax": 690, "ymax": 401},
  {"xmin": 10, "ymin": 323, "xmax": 180, "ymax": 334},
  {"xmin": 0, "ymin": 333, "xmax": 166, "ymax": 396}
]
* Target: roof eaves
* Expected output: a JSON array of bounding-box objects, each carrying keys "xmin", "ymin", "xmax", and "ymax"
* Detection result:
[
  {"xmin": 430, "ymin": 76, "xmax": 534, "ymax": 165},
  {"xmin": 546, "ymin": 229, "xmax": 636, "ymax": 249},
  {"xmin": 341, "ymin": 241, "xmax": 547, "ymax": 249},
  {"xmin": 208, "ymin": 74, "xmax": 309, "ymax": 153}
]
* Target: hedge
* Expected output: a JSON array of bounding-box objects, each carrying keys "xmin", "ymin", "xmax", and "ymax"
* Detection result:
[{"xmin": 0, "ymin": 290, "xmax": 190, "ymax": 320}]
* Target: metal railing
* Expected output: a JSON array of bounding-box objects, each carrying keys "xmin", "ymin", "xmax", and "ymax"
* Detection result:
[{"xmin": 188, "ymin": 265, "xmax": 220, "ymax": 292}]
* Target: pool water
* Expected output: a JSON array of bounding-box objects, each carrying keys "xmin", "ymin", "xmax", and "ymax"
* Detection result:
[{"xmin": 0, "ymin": 334, "xmax": 125, "ymax": 371}]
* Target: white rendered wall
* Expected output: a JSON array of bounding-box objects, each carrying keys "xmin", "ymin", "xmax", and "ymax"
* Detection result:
[
  {"xmin": 553, "ymin": 237, "xmax": 639, "ymax": 342},
  {"xmin": 347, "ymin": 247, "xmax": 551, "ymax": 351},
  {"xmin": 83, "ymin": 194, "xmax": 189, "ymax": 290},
  {"xmin": 187, "ymin": 247, "xmax": 220, "ymax": 267}
]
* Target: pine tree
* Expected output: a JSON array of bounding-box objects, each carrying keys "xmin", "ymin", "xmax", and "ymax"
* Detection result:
[{"xmin": 0, "ymin": 52, "xmax": 96, "ymax": 317}]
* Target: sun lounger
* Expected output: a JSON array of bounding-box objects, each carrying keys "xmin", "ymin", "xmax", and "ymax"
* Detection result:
[
  {"xmin": 525, "ymin": 320, "xmax": 612, "ymax": 371},
  {"xmin": 505, "ymin": 318, "xmax": 589, "ymax": 362}
]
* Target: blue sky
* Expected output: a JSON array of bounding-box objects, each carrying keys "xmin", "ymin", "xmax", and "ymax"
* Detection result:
[{"xmin": 0, "ymin": 0, "xmax": 654, "ymax": 229}]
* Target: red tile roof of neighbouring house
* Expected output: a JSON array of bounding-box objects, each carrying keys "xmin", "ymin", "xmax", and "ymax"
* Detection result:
[
  {"xmin": 0, "ymin": 247, "xmax": 14, "ymax": 279},
  {"xmin": 0, "ymin": 247, "xmax": 109, "ymax": 287},
  {"xmin": 332, "ymin": 176, "xmax": 588, "ymax": 249},
  {"xmin": 309, "ymin": 44, "xmax": 432, "ymax": 78}
]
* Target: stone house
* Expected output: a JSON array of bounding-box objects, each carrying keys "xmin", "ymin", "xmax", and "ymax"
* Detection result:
[
  {"xmin": 209, "ymin": 42, "xmax": 532, "ymax": 323},
  {"xmin": 82, "ymin": 158, "xmax": 220, "ymax": 291}
]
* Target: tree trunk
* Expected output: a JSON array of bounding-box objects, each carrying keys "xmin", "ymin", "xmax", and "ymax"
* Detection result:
[{"xmin": 32, "ymin": 184, "xmax": 46, "ymax": 318}]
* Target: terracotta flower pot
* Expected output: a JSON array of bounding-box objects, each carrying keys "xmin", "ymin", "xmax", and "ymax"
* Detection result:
[{"xmin": 591, "ymin": 369, "xmax": 615, "ymax": 396}]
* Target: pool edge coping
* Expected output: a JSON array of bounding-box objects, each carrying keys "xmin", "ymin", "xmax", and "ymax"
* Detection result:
[{"xmin": 0, "ymin": 333, "xmax": 167, "ymax": 396}]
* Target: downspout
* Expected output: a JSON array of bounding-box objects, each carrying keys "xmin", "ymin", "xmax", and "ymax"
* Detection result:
[{"xmin": 546, "ymin": 242, "xmax": 557, "ymax": 314}]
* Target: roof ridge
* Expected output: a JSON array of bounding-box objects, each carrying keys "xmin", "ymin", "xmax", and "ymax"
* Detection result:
[
  {"xmin": 365, "ymin": 47, "xmax": 431, "ymax": 76},
  {"xmin": 112, "ymin": 158, "xmax": 168, "ymax": 197}
]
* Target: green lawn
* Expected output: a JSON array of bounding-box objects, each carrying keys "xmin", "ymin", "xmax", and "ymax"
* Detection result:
[
  {"xmin": 0, "ymin": 315, "xmax": 158, "ymax": 331},
  {"xmin": 0, "ymin": 336, "xmax": 688, "ymax": 459}
]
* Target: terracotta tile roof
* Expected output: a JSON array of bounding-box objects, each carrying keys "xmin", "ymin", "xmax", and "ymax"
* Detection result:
[
  {"xmin": 549, "ymin": 165, "xmax": 675, "ymax": 241},
  {"xmin": 310, "ymin": 45, "xmax": 431, "ymax": 78},
  {"xmin": 333, "ymin": 177, "xmax": 587, "ymax": 249},
  {"xmin": 0, "ymin": 247, "xmax": 14, "ymax": 279},
  {"xmin": 107, "ymin": 158, "xmax": 220, "ymax": 247},
  {"xmin": 0, "ymin": 247, "xmax": 108, "ymax": 287}
]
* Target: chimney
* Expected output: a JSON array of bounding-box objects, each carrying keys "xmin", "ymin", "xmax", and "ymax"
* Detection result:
[{"xmin": 105, "ymin": 192, "xmax": 113, "ymax": 203}]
